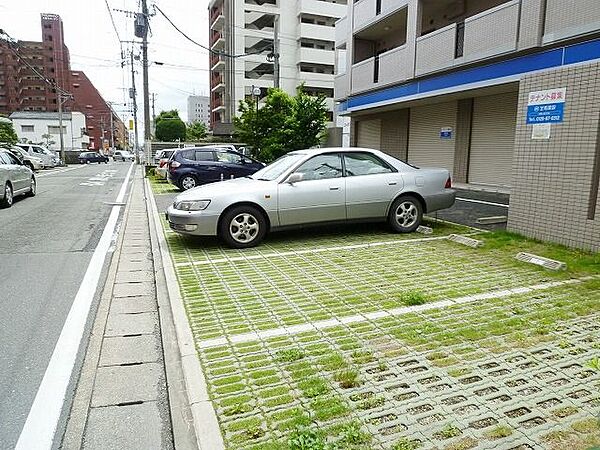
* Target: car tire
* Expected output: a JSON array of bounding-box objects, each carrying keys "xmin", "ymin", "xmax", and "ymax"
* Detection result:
[
  {"xmin": 1, "ymin": 183, "xmax": 13, "ymax": 208},
  {"xmin": 179, "ymin": 175, "xmax": 198, "ymax": 191},
  {"xmin": 27, "ymin": 177, "xmax": 36, "ymax": 197},
  {"xmin": 388, "ymin": 195, "xmax": 423, "ymax": 233},
  {"xmin": 219, "ymin": 205, "xmax": 267, "ymax": 249}
]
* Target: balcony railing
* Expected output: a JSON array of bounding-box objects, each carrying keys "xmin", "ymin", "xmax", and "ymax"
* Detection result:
[
  {"xmin": 351, "ymin": 57, "xmax": 374, "ymax": 93},
  {"xmin": 543, "ymin": 0, "xmax": 600, "ymax": 43},
  {"xmin": 351, "ymin": 44, "xmax": 412, "ymax": 94},
  {"xmin": 335, "ymin": 16, "xmax": 347, "ymax": 47},
  {"xmin": 353, "ymin": 0, "xmax": 408, "ymax": 32},
  {"xmin": 416, "ymin": 0, "xmax": 520, "ymax": 76},
  {"xmin": 334, "ymin": 73, "xmax": 348, "ymax": 101}
]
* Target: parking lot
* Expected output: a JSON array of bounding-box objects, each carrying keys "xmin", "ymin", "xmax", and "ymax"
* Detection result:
[{"xmin": 150, "ymin": 178, "xmax": 600, "ymax": 450}]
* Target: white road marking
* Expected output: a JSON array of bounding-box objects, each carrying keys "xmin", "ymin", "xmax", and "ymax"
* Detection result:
[
  {"xmin": 197, "ymin": 277, "xmax": 593, "ymax": 349},
  {"xmin": 80, "ymin": 169, "xmax": 117, "ymax": 186},
  {"xmin": 35, "ymin": 165, "xmax": 87, "ymax": 178},
  {"xmin": 15, "ymin": 162, "xmax": 134, "ymax": 450},
  {"xmin": 456, "ymin": 197, "xmax": 509, "ymax": 208},
  {"xmin": 175, "ymin": 233, "xmax": 481, "ymax": 267}
]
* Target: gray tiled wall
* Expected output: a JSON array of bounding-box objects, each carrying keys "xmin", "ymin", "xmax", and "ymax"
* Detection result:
[{"xmin": 507, "ymin": 62, "xmax": 600, "ymax": 252}]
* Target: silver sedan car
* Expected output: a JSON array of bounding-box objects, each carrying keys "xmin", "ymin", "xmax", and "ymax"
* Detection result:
[
  {"xmin": 166, "ymin": 148, "xmax": 456, "ymax": 248},
  {"xmin": 0, "ymin": 149, "xmax": 36, "ymax": 208}
]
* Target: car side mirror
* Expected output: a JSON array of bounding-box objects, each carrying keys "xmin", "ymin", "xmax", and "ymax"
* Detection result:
[{"xmin": 287, "ymin": 172, "xmax": 303, "ymax": 184}]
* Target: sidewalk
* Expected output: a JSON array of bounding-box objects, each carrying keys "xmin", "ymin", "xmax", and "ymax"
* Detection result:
[{"xmin": 62, "ymin": 168, "xmax": 196, "ymax": 449}]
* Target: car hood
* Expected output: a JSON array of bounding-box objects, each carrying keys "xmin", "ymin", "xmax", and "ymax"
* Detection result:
[{"xmin": 176, "ymin": 177, "xmax": 275, "ymax": 201}]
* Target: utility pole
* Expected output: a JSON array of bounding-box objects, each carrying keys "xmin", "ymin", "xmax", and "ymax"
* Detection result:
[
  {"xmin": 273, "ymin": 15, "xmax": 280, "ymax": 89},
  {"xmin": 130, "ymin": 51, "xmax": 140, "ymax": 155},
  {"xmin": 109, "ymin": 110, "xmax": 115, "ymax": 152},
  {"xmin": 141, "ymin": 0, "xmax": 151, "ymax": 163},
  {"xmin": 57, "ymin": 93, "xmax": 66, "ymax": 164}
]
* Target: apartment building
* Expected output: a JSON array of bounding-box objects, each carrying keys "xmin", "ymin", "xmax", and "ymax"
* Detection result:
[
  {"xmin": 335, "ymin": 0, "xmax": 600, "ymax": 252},
  {"xmin": 208, "ymin": 0, "xmax": 348, "ymax": 134},
  {"xmin": 187, "ymin": 95, "xmax": 210, "ymax": 126},
  {"xmin": 0, "ymin": 14, "xmax": 127, "ymax": 151}
]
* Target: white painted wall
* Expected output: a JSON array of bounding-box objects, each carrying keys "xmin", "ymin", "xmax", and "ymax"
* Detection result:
[{"xmin": 10, "ymin": 112, "xmax": 90, "ymax": 152}]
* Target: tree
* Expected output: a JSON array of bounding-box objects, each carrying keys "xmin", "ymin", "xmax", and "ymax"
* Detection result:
[
  {"xmin": 0, "ymin": 118, "xmax": 18, "ymax": 149},
  {"xmin": 41, "ymin": 133, "xmax": 56, "ymax": 148},
  {"xmin": 234, "ymin": 87, "xmax": 328, "ymax": 162},
  {"xmin": 155, "ymin": 110, "xmax": 186, "ymax": 142},
  {"xmin": 186, "ymin": 121, "xmax": 208, "ymax": 141}
]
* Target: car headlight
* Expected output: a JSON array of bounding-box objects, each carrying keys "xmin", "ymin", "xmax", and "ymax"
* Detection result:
[{"xmin": 174, "ymin": 200, "xmax": 210, "ymax": 211}]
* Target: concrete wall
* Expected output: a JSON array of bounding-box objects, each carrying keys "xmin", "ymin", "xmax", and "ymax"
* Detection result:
[{"xmin": 508, "ymin": 62, "xmax": 600, "ymax": 252}]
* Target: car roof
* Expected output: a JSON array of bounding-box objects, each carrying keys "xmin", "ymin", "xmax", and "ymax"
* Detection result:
[{"xmin": 289, "ymin": 147, "xmax": 381, "ymax": 156}]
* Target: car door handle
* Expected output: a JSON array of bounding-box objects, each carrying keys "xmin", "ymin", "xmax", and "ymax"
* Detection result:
[
  {"xmin": 388, "ymin": 182, "xmax": 397, "ymax": 186},
  {"xmin": 329, "ymin": 186, "xmax": 340, "ymax": 191}
]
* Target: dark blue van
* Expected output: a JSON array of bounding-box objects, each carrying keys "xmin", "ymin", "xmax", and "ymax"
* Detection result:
[{"xmin": 167, "ymin": 147, "xmax": 264, "ymax": 191}]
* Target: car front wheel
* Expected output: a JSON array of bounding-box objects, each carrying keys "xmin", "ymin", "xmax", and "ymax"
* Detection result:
[
  {"xmin": 179, "ymin": 175, "xmax": 198, "ymax": 191},
  {"xmin": 220, "ymin": 206, "xmax": 267, "ymax": 248},
  {"xmin": 28, "ymin": 177, "xmax": 36, "ymax": 197},
  {"xmin": 388, "ymin": 195, "xmax": 423, "ymax": 233},
  {"xmin": 1, "ymin": 183, "xmax": 13, "ymax": 208}
]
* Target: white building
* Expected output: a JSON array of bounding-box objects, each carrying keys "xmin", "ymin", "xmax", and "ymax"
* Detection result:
[
  {"xmin": 187, "ymin": 95, "xmax": 210, "ymax": 126},
  {"xmin": 208, "ymin": 0, "xmax": 347, "ymax": 134},
  {"xmin": 9, "ymin": 111, "xmax": 90, "ymax": 152}
]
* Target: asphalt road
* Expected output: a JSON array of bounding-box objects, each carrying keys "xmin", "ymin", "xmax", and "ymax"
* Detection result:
[{"xmin": 0, "ymin": 162, "xmax": 133, "ymax": 449}]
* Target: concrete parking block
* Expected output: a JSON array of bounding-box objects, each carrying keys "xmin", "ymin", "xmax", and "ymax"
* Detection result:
[
  {"xmin": 112, "ymin": 281, "xmax": 154, "ymax": 298},
  {"xmin": 99, "ymin": 335, "xmax": 160, "ymax": 367},
  {"xmin": 104, "ymin": 311, "xmax": 157, "ymax": 336},
  {"xmin": 84, "ymin": 402, "xmax": 163, "ymax": 450},
  {"xmin": 91, "ymin": 363, "xmax": 163, "ymax": 407},
  {"xmin": 115, "ymin": 270, "xmax": 154, "ymax": 283},
  {"xmin": 110, "ymin": 295, "xmax": 156, "ymax": 314}
]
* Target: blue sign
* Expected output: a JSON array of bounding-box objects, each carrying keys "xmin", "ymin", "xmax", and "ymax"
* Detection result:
[
  {"xmin": 526, "ymin": 102, "xmax": 564, "ymax": 124},
  {"xmin": 440, "ymin": 128, "xmax": 452, "ymax": 139}
]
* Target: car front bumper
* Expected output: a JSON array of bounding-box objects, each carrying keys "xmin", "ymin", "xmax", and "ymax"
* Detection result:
[{"xmin": 166, "ymin": 205, "xmax": 219, "ymax": 236}]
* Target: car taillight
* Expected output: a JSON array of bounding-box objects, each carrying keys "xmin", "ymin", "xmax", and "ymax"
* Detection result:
[
  {"xmin": 159, "ymin": 160, "xmax": 167, "ymax": 168},
  {"xmin": 445, "ymin": 177, "xmax": 452, "ymax": 189},
  {"xmin": 170, "ymin": 161, "xmax": 181, "ymax": 170}
]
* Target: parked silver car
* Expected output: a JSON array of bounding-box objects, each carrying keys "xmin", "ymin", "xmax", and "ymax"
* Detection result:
[
  {"xmin": 10, "ymin": 146, "xmax": 44, "ymax": 171},
  {"xmin": 114, "ymin": 150, "xmax": 135, "ymax": 162},
  {"xmin": 0, "ymin": 149, "xmax": 36, "ymax": 208},
  {"xmin": 166, "ymin": 147, "xmax": 456, "ymax": 248},
  {"xmin": 16, "ymin": 143, "xmax": 58, "ymax": 168}
]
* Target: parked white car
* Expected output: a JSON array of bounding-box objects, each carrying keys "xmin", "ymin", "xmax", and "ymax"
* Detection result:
[
  {"xmin": 9, "ymin": 146, "xmax": 44, "ymax": 171},
  {"xmin": 114, "ymin": 150, "xmax": 135, "ymax": 162},
  {"xmin": 16, "ymin": 143, "xmax": 58, "ymax": 168}
]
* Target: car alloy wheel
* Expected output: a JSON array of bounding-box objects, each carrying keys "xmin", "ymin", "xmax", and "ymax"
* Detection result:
[
  {"xmin": 395, "ymin": 201, "xmax": 418, "ymax": 228},
  {"xmin": 29, "ymin": 177, "xmax": 36, "ymax": 197},
  {"xmin": 2, "ymin": 184, "xmax": 13, "ymax": 208},
  {"xmin": 388, "ymin": 195, "xmax": 422, "ymax": 233},
  {"xmin": 181, "ymin": 176, "xmax": 197, "ymax": 190},
  {"xmin": 229, "ymin": 213, "xmax": 260, "ymax": 244}
]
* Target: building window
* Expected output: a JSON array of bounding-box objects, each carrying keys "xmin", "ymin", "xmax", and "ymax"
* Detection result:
[
  {"xmin": 21, "ymin": 125, "xmax": 34, "ymax": 132},
  {"xmin": 48, "ymin": 125, "xmax": 67, "ymax": 134}
]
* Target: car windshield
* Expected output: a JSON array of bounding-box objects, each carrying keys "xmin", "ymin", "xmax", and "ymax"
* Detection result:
[{"xmin": 249, "ymin": 153, "xmax": 305, "ymax": 181}]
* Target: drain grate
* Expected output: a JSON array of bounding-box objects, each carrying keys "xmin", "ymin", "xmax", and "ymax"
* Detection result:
[
  {"xmin": 447, "ymin": 234, "xmax": 483, "ymax": 248},
  {"xmin": 417, "ymin": 225, "xmax": 433, "ymax": 234},
  {"xmin": 515, "ymin": 252, "xmax": 566, "ymax": 271}
]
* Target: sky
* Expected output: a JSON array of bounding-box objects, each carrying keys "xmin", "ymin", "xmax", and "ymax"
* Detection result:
[{"xmin": 0, "ymin": 0, "xmax": 210, "ymax": 125}]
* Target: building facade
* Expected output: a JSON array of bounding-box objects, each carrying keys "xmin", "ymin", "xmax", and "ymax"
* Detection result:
[
  {"xmin": 187, "ymin": 95, "xmax": 210, "ymax": 126},
  {"xmin": 10, "ymin": 111, "xmax": 90, "ymax": 151},
  {"xmin": 335, "ymin": 0, "xmax": 600, "ymax": 252},
  {"xmin": 0, "ymin": 13, "xmax": 127, "ymax": 151},
  {"xmin": 208, "ymin": 0, "xmax": 347, "ymax": 133}
]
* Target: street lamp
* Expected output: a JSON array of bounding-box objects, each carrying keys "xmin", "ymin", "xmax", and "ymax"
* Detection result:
[{"xmin": 252, "ymin": 86, "xmax": 261, "ymax": 112}]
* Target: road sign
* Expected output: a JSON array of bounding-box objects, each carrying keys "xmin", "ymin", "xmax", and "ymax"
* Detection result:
[
  {"xmin": 527, "ymin": 88, "xmax": 566, "ymax": 124},
  {"xmin": 440, "ymin": 127, "xmax": 453, "ymax": 139}
]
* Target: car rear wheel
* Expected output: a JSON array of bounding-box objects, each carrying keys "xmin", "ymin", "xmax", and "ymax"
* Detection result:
[
  {"xmin": 1, "ymin": 183, "xmax": 13, "ymax": 208},
  {"xmin": 28, "ymin": 177, "xmax": 36, "ymax": 197},
  {"xmin": 179, "ymin": 175, "xmax": 198, "ymax": 191},
  {"xmin": 220, "ymin": 206, "xmax": 267, "ymax": 248},
  {"xmin": 388, "ymin": 195, "xmax": 422, "ymax": 233}
]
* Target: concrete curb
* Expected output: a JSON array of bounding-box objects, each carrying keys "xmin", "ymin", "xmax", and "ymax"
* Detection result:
[{"xmin": 144, "ymin": 178, "xmax": 225, "ymax": 450}]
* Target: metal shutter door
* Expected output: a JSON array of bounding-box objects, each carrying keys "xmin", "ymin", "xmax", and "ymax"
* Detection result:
[
  {"xmin": 469, "ymin": 92, "xmax": 517, "ymax": 187},
  {"xmin": 408, "ymin": 102, "xmax": 457, "ymax": 175},
  {"xmin": 356, "ymin": 119, "xmax": 381, "ymax": 149}
]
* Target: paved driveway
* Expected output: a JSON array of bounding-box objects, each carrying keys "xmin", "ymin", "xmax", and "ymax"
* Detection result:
[{"xmin": 150, "ymin": 178, "xmax": 600, "ymax": 450}]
